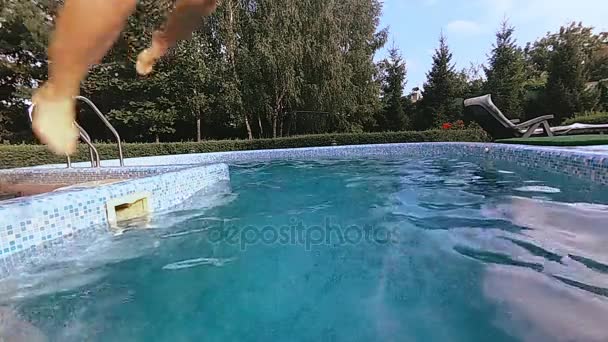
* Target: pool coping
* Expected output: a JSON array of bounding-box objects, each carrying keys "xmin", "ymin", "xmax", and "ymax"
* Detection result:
[{"xmin": 8, "ymin": 141, "xmax": 607, "ymax": 165}]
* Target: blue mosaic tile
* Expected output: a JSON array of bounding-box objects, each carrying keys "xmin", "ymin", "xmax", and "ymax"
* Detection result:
[{"xmin": 0, "ymin": 163, "xmax": 229, "ymax": 274}]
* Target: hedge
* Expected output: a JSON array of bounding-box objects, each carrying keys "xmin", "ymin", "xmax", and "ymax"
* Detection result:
[
  {"xmin": 562, "ymin": 112, "xmax": 608, "ymax": 126},
  {"xmin": 0, "ymin": 129, "xmax": 489, "ymax": 169}
]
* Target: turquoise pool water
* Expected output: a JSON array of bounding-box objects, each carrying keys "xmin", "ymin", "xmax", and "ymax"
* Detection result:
[{"xmin": 3, "ymin": 156, "xmax": 608, "ymax": 341}]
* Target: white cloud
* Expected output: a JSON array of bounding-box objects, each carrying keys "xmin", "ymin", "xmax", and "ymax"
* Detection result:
[{"xmin": 446, "ymin": 20, "xmax": 482, "ymax": 35}]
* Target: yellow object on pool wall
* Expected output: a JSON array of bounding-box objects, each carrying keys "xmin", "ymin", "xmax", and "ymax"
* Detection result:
[{"xmin": 105, "ymin": 192, "xmax": 153, "ymax": 231}]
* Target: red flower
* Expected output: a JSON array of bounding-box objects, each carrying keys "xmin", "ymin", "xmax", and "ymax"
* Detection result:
[{"xmin": 442, "ymin": 123, "xmax": 453, "ymax": 130}]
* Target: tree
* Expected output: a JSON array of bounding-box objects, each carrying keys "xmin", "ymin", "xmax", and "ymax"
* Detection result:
[
  {"xmin": 376, "ymin": 46, "xmax": 407, "ymax": 131},
  {"xmin": 523, "ymin": 23, "xmax": 606, "ymax": 120},
  {"xmin": 484, "ymin": 21, "xmax": 526, "ymax": 118},
  {"xmin": 288, "ymin": 0, "xmax": 386, "ymax": 134},
  {"xmin": 0, "ymin": 0, "xmax": 391, "ymax": 142},
  {"xmin": 524, "ymin": 38, "xmax": 553, "ymax": 84},
  {"xmin": 525, "ymin": 23, "xmax": 606, "ymax": 80},
  {"xmin": 462, "ymin": 63, "xmax": 485, "ymax": 99},
  {"xmin": 545, "ymin": 23, "xmax": 599, "ymax": 121},
  {"xmin": 597, "ymin": 80, "xmax": 608, "ymax": 111},
  {"xmin": 0, "ymin": 0, "xmax": 60, "ymax": 142},
  {"xmin": 332, "ymin": 0, "xmax": 387, "ymax": 132},
  {"xmin": 234, "ymin": 0, "xmax": 386, "ymax": 137},
  {"xmin": 212, "ymin": 0, "xmax": 251, "ymax": 139},
  {"xmin": 169, "ymin": 29, "xmax": 216, "ymax": 142},
  {"xmin": 79, "ymin": 0, "xmax": 182, "ymax": 142},
  {"xmin": 415, "ymin": 34, "xmax": 461, "ymax": 129},
  {"xmin": 589, "ymin": 33, "xmax": 608, "ymax": 82}
]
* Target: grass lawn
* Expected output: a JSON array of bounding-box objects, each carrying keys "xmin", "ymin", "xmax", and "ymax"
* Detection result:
[{"xmin": 496, "ymin": 134, "xmax": 608, "ymax": 146}]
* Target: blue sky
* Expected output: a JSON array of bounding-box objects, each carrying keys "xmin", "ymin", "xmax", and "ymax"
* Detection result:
[{"xmin": 377, "ymin": 0, "xmax": 608, "ymax": 90}]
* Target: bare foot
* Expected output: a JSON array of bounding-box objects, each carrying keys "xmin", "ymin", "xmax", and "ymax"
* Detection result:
[
  {"xmin": 31, "ymin": 85, "xmax": 79, "ymax": 155},
  {"xmin": 136, "ymin": 35, "xmax": 167, "ymax": 76},
  {"xmin": 136, "ymin": 47, "xmax": 163, "ymax": 76}
]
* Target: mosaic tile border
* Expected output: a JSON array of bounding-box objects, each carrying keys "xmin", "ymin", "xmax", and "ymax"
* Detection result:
[
  {"xmin": 0, "ymin": 165, "xmax": 192, "ymax": 185},
  {"xmin": 20, "ymin": 142, "xmax": 608, "ymax": 185},
  {"xmin": 0, "ymin": 163, "xmax": 229, "ymax": 271}
]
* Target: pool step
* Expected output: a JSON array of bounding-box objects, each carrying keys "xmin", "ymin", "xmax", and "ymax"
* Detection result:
[{"xmin": 0, "ymin": 183, "xmax": 70, "ymax": 200}]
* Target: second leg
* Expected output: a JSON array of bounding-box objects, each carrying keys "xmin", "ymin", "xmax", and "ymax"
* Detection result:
[{"xmin": 136, "ymin": 0, "xmax": 218, "ymax": 75}]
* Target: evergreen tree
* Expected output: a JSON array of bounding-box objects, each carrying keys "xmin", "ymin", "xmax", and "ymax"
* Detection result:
[
  {"xmin": 377, "ymin": 47, "xmax": 407, "ymax": 131},
  {"xmin": 416, "ymin": 34, "xmax": 461, "ymax": 129},
  {"xmin": 484, "ymin": 21, "xmax": 526, "ymax": 118}
]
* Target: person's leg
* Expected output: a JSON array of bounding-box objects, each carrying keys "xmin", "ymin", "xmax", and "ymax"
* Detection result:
[
  {"xmin": 136, "ymin": 0, "xmax": 218, "ymax": 75},
  {"xmin": 32, "ymin": 0, "xmax": 136, "ymax": 155}
]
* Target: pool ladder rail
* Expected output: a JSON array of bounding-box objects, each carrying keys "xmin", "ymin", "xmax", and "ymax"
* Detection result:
[{"xmin": 28, "ymin": 96, "xmax": 125, "ymax": 168}]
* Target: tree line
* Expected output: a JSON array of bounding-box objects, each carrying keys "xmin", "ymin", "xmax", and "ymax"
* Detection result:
[
  {"xmin": 1, "ymin": 0, "xmax": 607, "ymax": 143},
  {"xmin": 380, "ymin": 21, "xmax": 608, "ymax": 133}
]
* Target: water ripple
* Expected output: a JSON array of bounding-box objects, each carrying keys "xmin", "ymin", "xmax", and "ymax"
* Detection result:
[
  {"xmin": 514, "ymin": 186, "xmax": 561, "ymax": 193},
  {"xmin": 162, "ymin": 257, "xmax": 236, "ymax": 271},
  {"xmin": 161, "ymin": 227, "xmax": 211, "ymax": 239}
]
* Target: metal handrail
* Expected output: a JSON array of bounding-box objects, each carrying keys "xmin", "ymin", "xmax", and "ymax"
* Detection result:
[
  {"xmin": 75, "ymin": 122, "xmax": 101, "ymax": 167},
  {"xmin": 75, "ymin": 96, "xmax": 124, "ymax": 166},
  {"xmin": 28, "ymin": 96, "xmax": 124, "ymax": 167},
  {"xmin": 28, "ymin": 104, "xmax": 101, "ymax": 168}
]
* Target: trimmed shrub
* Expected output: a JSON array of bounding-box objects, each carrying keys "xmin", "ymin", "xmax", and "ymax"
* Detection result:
[
  {"xmin": 562, "ymin": 112, "xmax": 608, "ymax": 126},
  {"xmin": 0, "ymin": 129, "xmax": 489, "ymax": 169}
]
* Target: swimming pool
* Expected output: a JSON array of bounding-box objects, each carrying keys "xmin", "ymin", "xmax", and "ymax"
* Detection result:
[{"xmin": 2, "ymin": 146, "xmax": 608, "ymax": 341}]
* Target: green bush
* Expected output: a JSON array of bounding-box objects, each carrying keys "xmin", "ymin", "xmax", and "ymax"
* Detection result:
[
  {"xmin": 0, "ymin": 129, "xmax": 489, "ymax": 169},
  {"xmin": 562, "ymin": 112, "xmax": 608, "ymax": 125}
]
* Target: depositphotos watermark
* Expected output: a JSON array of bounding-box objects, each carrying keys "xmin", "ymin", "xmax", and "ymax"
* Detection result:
[{"xmin": 204, "ymin": 218, "xmax": 393, "ymax": 251}]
